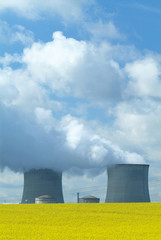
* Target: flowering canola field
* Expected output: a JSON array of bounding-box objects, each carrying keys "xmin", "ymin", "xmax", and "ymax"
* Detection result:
[{"xmin": 0, "ymin": 203, "xmax": 161, "ymax": 239}]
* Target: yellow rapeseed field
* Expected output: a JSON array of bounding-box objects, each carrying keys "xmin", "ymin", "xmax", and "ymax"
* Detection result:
[{"xmin": 0, "ymin": 203, "xmax": 161, "ymax": 239}]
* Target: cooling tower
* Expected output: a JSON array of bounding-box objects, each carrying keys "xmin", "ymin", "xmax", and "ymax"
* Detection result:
[
  {"xmin": 21, "ymin": 169, "xmax": 64, "ymax": 203},
  {"xmin": 105, "ymin": 164, "xmax": 150, "ymax": 203}
]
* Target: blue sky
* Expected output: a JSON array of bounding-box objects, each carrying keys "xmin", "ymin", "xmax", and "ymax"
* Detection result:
[
  {"xmin": 1, "ymin": 1, "xmax": 161, "ymax": 54},
  {"xmin": 0, "ymin": 0, "xmax": 161, "ymax": 203}
]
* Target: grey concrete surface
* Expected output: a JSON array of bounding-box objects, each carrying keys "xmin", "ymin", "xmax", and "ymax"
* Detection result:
[
  {"xmin": 21, "ymin": 169, "xmax": 64, "ymax": 203},
  {"xmin": 105, "ymin": 164, "xmax": 150, "ymax": 203}
]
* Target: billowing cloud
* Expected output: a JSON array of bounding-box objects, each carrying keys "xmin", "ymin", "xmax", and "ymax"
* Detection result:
[
  {"xmin": 1, "ymin": 31, "xmax": 161, "ymax": 177},
  {"xmin": 125, "ymin": 57, "xmax": 161, "ymax": 98},
  {"xmin": 0, "ymin": 104, "xmax": 144, "ymax": 173},
  {"xmin": 109, "ymin": 56, "xmax": 161, "ymax": 164},
  {"xmin": 112, "ymin": 98, "xmax": 161, "ymax": 162},
  {"xmin": 3, "ymin": 31, "xmax": 124, "ymax": 106}
]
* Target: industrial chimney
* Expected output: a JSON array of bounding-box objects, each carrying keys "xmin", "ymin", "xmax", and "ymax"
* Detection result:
[
  {"xmin": 21, "ymin": 169, "xmax": 64, "ymax": 203},
  {"xmin": 105, "ymin": 164, "xmax": 150, "ymax": 203}
]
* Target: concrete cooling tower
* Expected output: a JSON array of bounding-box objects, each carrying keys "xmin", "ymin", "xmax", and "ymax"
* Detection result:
[
  {"xmin": 105, "ymin": 164, "xmax": 150, "ymax": 203},
  {"xmin": 21, "ymin": 169, "xmax": 64, "ymax": 203}
]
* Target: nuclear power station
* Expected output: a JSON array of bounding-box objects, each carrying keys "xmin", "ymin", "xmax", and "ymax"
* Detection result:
[
  {"xmin": 21, "ymin": 169, "xmax": 64, "ymax": 203},
  {"xmin": 105, "ymin": 164, "xmax": 150, "ymax": 203},
  {"xmin": 20, "ymin": 164, "xmax": 151, "ymax": 204}
]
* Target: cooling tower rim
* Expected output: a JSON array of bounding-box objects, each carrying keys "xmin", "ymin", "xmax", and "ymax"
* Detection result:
[
  {"xmin": 108, "ymin": 163, "xmax": 149, "ymax": 168},
  {"xmin": 23, "ymin": 168, "xmax": 62, "ymax": 174}
]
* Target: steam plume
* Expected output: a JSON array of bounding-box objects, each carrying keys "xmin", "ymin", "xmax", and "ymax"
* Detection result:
[{"xmin": 0, "ymin": 104, "xmax": 144, "ymax": 173}]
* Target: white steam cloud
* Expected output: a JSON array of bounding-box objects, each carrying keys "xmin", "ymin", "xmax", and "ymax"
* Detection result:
[
  {"xmin": 0, "ymin": 31, "xmax": 152, "ymax": 175},
  {"xmin": 0, "ymin": 105, "xmax": 144, "ymax": 173}
]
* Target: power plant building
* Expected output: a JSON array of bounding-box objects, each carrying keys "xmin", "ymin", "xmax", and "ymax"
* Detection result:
[
  {"xmin": 79, "ymin": 195, "xmax": 100, "ymax": 203},
  {"xmin": 105, "ymin": 164, "xmax": 150, "ymax": 203},
  {"xmin": 21, "ymin": 169, "xmax": 64, "ymax": 203},
  {"xmin": 35, "ymin": 195, "xmax": 56, "ymax": 204}
]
